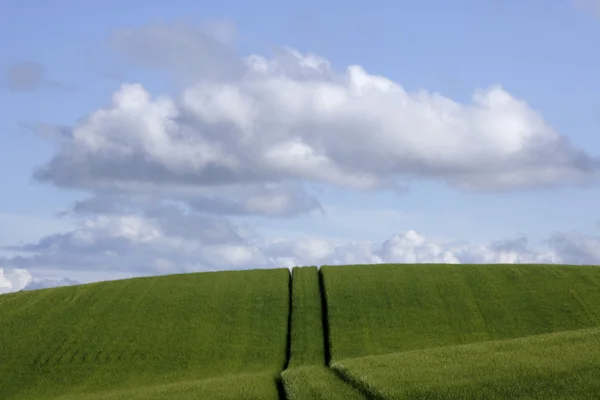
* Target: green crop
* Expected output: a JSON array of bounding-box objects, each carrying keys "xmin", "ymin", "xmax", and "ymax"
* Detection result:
[
  {"xmin": 333, "ymin": 327, "xmax": 600, "ymax": 399},
  {"xmin": 286, "ymin": 266, "xmax": 325, "ymax": 367},
  {"xmin": 281, "ymin": 266, "xmax": 364, "ymax": 398},
  {"xmin": 0, "ymin": 269, "xmax": 290, "ymax": 399},
  {"xmin": 3, "ymin": 263, "xmax": 600, "ymax": 399},
  {"xmin": 282, "ymin": 366, "xmax": 366, "ymax": 399},
  {"xmin": 321, "ymin": 263, "xmax": 600, "ymax": 360}
]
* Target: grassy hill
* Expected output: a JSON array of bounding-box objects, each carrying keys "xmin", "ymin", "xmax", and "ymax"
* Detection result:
[
  {"xmin": 333, "ymin": 327, "xmax": 600, "ymax": 399},
  {"xmin": 281, "ymin": 267, "xmax": 365, "ymax": 399},
  {"xmin": 2, "ymin": 263, "xmax": 600, "ymax": 399},
  {"xmin": 0, "ymin": 269, "xmax": 290, "ymax": 399},
  {"xmin": 321, "ymin": 263, "xmax": 600, "ymax": 360}
]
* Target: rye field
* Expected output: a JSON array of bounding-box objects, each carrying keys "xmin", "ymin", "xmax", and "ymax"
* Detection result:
[
  {"xmin": 2, "ymin": 263, "xmax": 600, "ymax": 399},
  {"xmin": 322, "ymin": 264, "xmax": 600, "ymax": 399},
  {"xmin": 0, "ymin": 269, "xmax": 290, "ymax": 400}
]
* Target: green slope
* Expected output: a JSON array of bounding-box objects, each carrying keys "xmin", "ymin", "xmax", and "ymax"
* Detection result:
[
  {"xmin": 4, "ymin": 263, "xmax": 600, "ymax": 399},
  {"xmin": 281, "ymin": 266, "xmax": 366, "ymax": 399},
  {"xmin": 321, "ymin": 263, "xmax": 600, "ymax": 360},
  {"xmin": 51, "ymin": 372, "xmax": 279, "ymax": 400},
  {"xmin": 287, "ymin": 266, "xmax": 325, "ymax": 367},
  {"xmin": 332, "ymin": 326, "xmax": 600, "ymax": 399},
  {"xmin": 282, "ymin": 366, "xmax": 366, "ymax": 400},
  {"xmin": 0, "ymin": 269, "xmax": 290, "ymax": 400}
]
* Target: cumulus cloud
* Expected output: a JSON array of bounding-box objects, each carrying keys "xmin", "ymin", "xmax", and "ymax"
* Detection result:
[
  {"xmin": 33, "ymin": 23, "xmax": 598, "ymax": 202},
  {"xmin": 6, "ymin": 21, "xmax": 599, "ymax": 290},
  {"xmin": 3, "ymin": 61, "xmax": 76, "ymax": 92},
  {"xmin": 0, "ymin": 268, "xmax": 32, "ymax": 294},
  {"xmin": 0, "ymin": 266, "xmax": 79, "ymax": 295}
]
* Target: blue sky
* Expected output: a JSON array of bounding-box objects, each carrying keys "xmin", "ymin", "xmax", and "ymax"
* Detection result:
[{"xmin": 1, "ymin": 0, "xmax": 600, "ymax": 292}]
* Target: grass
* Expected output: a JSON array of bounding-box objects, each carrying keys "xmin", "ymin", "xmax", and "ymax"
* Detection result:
[
  {"xmin": 3, "ymin": 263, "xmax": 600, "ymax": 398},
  {"xmin": 286, "ymin": 266, "xmax": 325, "ymax": 367},
  {"xmin": 50, "ymin": 372, "xmax": 280, "ymax": 400},
  {"xmin": 281, "ymin": 266, "xmax": 365, "ymax": 399},
  {"xmin": 332, "ymin": 326, "xmax": 600, "ymax": 399},
  {"xmin": 0, "ymin": 268, "xmax": 290, "ymax": 400},
  {"xmin": 321, "ymin": 263, "xmax": 600, "ymax": 360},
  {"xmin": 281, "ymin": 367, "xmax": 366, "ymax": 400}
]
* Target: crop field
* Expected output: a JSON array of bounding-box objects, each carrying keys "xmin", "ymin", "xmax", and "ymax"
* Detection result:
[
  {"xmin": 286, "ymin": 266, "xmax": 325, "ymax": 368},
  {"xmin": 332, "ymin": 327, "xmax": 600, "ymax": 399},
  {"xmin": 51, "ymin": 372, "xmax": 280, "ymax": 400},
  {"xmin": 321, "ymin": 263, "xmax": 600, "ymax": 361},
  {"xmin": 2, "ymin": 263, "xmax": 600, "ymax": 399},
  {"xmin": 0, "ymin": 269, "xmax": 290, "ymax": 400},
  {"xmin": 281, "ymin": 366, "xmax": 366, "ymax": 400},
  {"xmin": 281, "ymin": 266, "xmax": 365, "ymax": 399}
]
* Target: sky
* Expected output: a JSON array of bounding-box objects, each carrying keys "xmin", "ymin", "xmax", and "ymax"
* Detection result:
[{"xmin": 1, "ymin": 0, "xmax": 600, "ymax": 293}]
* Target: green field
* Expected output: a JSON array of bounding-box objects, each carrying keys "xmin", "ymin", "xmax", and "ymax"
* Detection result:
[
  {"xmin": 281, "ymin": 266, "xmax": 365, "ymax": 399},
  {"xmin": 286, "ymin": 266, "xmax": 325, "ymax": 367},
  {"xmin": 51, "ymin": 372, "xmax": 280, "ymax": 400},
  {"xmin": 332, "ymin": 327, "xmax": 600, "ymax": 399},
  {"xmin": 321, "ymin": 263, "xmax": 600, "ymax": 360},
  {"xmin": 0, "ymin": 269, "xmax": 290, "ymax": 399},
  {"xmin": 2, "ymin": 263, "xmax": 600, "ymax": 399},
  {"xmin": 281, "ymin": 366, "xmax": 366, "ymax": 400}
]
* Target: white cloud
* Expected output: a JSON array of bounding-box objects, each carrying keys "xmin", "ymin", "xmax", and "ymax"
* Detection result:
[
  {"xmin": 3, "ymin": 208, "xmax": 598, "ymax": 285},
  {"xmin": 0, "ymin": 268, "xmax": 32, "ymax": 294},
  {"xmin": 5, "ymin": 22, "xmax": 599, "ymax": 288},
  {"xmin": 0, "ymin": 269, "xmax": 80, "ymax": 295},
  {"xmin": 377, "ymin": 231, "xmax": 460, "ymax": 264},
  {"xmin": 2, "ymin": 223, "xmax": 597, "ymax": 294},
  {"xmin": 31, "ymin": 22, "xmax": 597, "ymax": 217}
]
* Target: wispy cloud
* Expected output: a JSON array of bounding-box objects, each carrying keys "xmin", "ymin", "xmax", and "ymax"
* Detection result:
[
  {"xmin": 573, "ymin": 0, "xmax": 600, "ymax": 16},
  {"xmin": 2, "ymin": 61, "xmax": 77, "ymax": 92}
]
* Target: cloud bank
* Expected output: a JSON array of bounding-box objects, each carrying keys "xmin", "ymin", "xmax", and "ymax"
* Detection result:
[{"xmin": 2, "ymin": 208, "xmax": 598, "ymax": 294}]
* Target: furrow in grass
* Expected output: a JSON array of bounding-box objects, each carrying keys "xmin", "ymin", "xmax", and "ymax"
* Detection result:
[
  {"xmin": 329, "ymin": 365, "xmax": 386, "ymax": 400},
  {"xmin": 318, "ymin": 267, "xmax": 331, "ymax": 366},
  {"xmin": 281, "ymin": 266, "xmax": 367, "ymax": 399},
  {"xmin": 286, "ymin": 266, "xmax": 325, "ymax": 367},
  {"xmin": 283, "ymin": 269, "xmax": 293, "ymax": 370}
]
